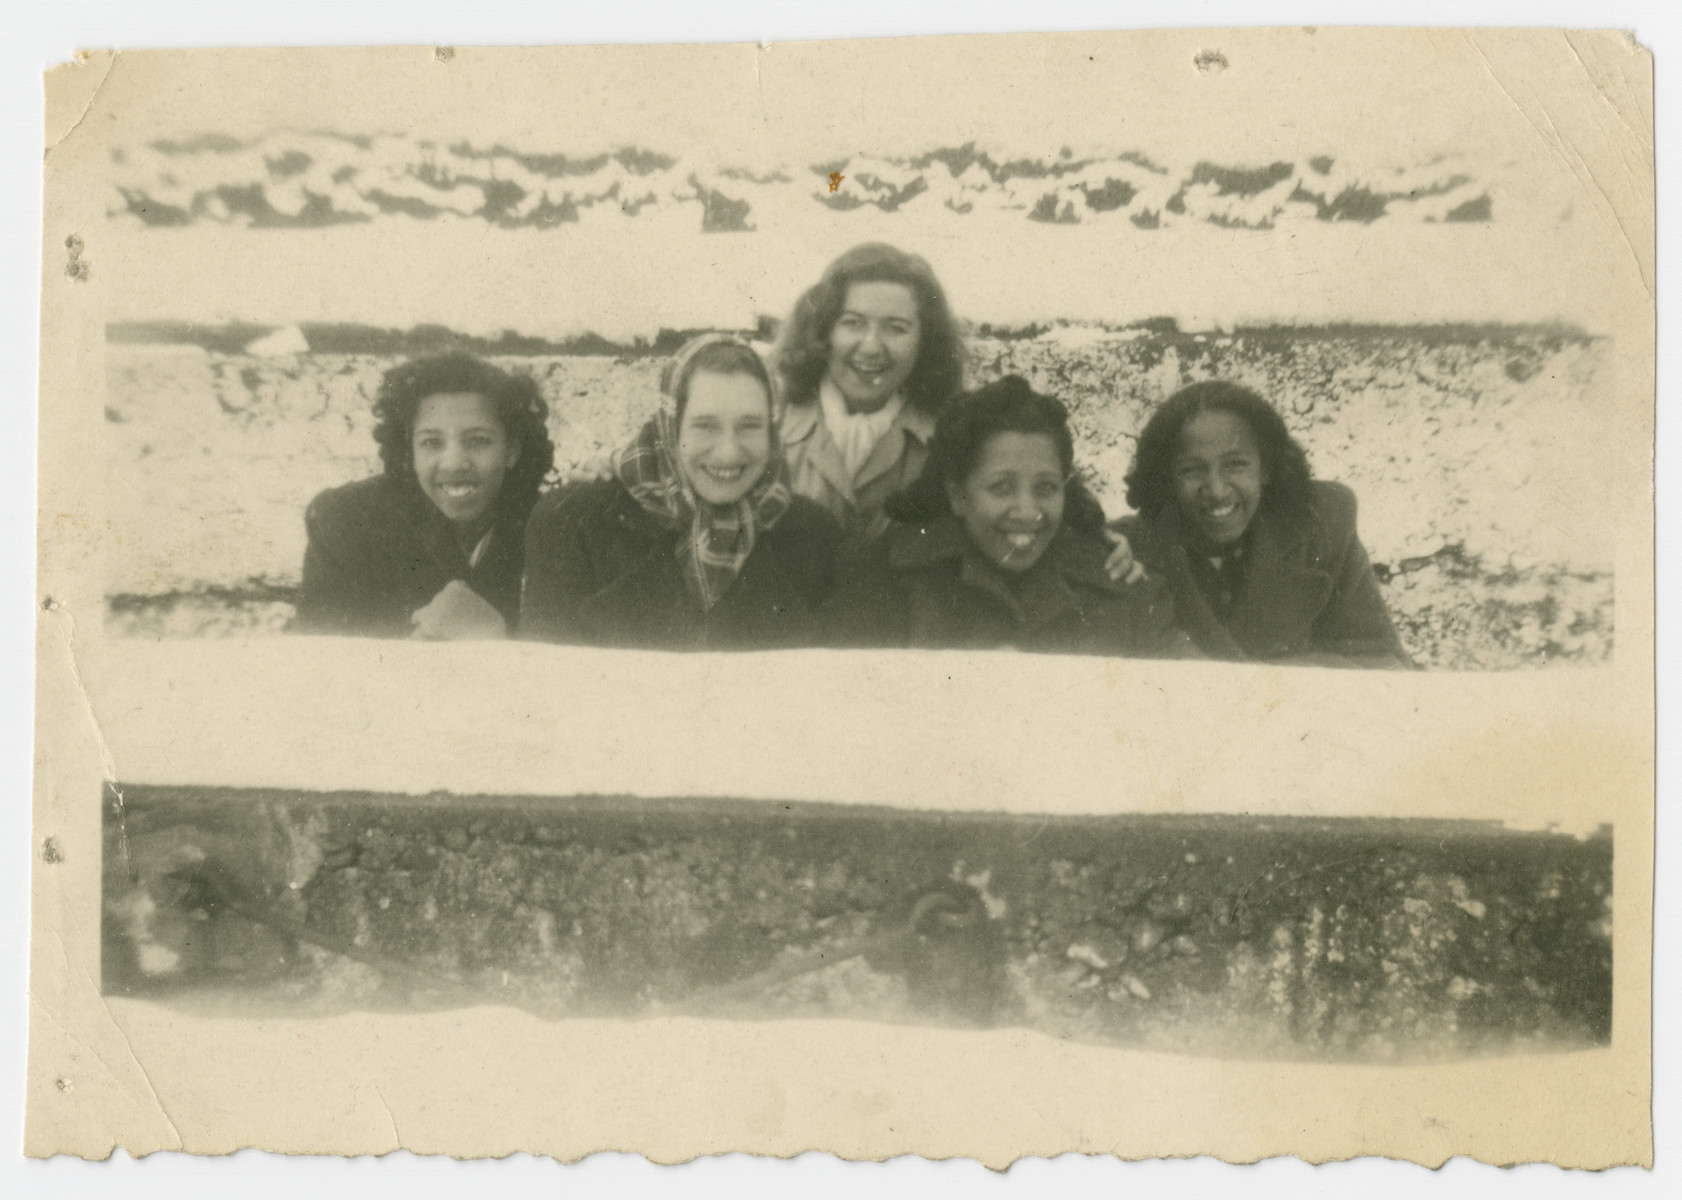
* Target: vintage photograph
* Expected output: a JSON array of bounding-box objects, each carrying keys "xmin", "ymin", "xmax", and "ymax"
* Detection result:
[
  {"xmin": 100, "ymin": 103, "xmax": 1618, "ymax": 669},
  {"xmin": 30, "ymin": 28, "xmax": 1654, "ymax": 1167}
]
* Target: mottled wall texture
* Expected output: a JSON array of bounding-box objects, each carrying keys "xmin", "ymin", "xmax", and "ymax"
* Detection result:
[
  {"xmin": 104, "ymin": 788, "xmax": 1612, "ymax": 1061},
  {"xmin": 104, "ymin": 325, "xmax": 1611, "ymax": 669}
]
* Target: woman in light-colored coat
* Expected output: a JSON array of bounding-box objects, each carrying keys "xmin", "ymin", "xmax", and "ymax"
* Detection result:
[{"xmin": 771, "ymin": 243, "xmax": 963, "ymax": 547}]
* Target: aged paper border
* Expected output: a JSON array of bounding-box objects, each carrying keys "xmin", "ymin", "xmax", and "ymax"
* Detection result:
[{"xmin": 9, "ymin": 2, "xmax": 1668, "ymax": 1178}]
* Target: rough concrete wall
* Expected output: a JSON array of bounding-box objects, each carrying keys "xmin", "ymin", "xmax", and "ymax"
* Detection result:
[
  {"xmin": 103, "ymin": 328, "xmax": 1613, "ymax": 668},
  {"xmin": 104, "ymin": 788, "xmax": 1611, "ymax": 1062}
]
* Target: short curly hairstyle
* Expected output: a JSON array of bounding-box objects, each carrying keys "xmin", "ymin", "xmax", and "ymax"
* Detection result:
[
  {"xmin": 773, "ymin": 242, "xmax": 966, "ymax": 415},
  {"xmin": 371, "ymin": 352, "xmax": 556, "ymax": 521},
  {"xmin": 886, "ymin": 375, "xmax": 1107, "ymax": 534},
  {"xmin": 1123, "ymin": 380, "xmax": 1314, "ymax": 524}
]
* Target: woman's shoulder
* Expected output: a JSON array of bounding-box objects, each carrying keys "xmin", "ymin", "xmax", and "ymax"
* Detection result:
[
  {"xmin": 306, "ymin": 474, "xmax": 409, "ymax": 532},
  {"xmin": 763, "ymin": 495, "xmax": 845, "ymax": 573},
  {"xmin": 779, "ymin": 493, "xmax": 842, "ymax": 536},
  {"xmin": 1106, "ymin": 506, "xmax": 1177, "ymax": 567},
  {"xmin": 309, "ymin": 472, "xmax": 392, "ymax": 508},
  {"xmin": 1308, "ymin": 479, "xmax": 1358, "ymax": 519},
  {"xmin": 1302, "ymin": 480, "xmax": 1361, "ymax": 546},
  {"xmin": 529, "ymin": 476, "xmax": 631, "ymax": 527}
]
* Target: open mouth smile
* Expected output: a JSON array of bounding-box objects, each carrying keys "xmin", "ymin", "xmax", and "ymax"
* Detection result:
[
  {"xmin": 848, "ymin": 360, "xmax": 892, "ymax": 387},
  {"xmin": 997, "ymin": 526, "xmax": 1050, "ymax": 564}
]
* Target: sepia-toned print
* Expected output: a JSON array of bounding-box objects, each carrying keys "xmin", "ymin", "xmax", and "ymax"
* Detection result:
[{"xmin": 32, "ymin": 29, "xmax": 1653, "ymax": 1168}]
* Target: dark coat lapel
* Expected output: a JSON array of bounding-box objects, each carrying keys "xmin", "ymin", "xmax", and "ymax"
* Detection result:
[
  {"xmin": 1221, "ymin": 508, "xmax": 1334, "ymax": 658},
  {"xmin": 1146, "ymin": 505, "xmax": 1247, "ymax": 658},
  {"xmin": 852, "ymin": 405, "xmax": 936, "ymax": 498}
]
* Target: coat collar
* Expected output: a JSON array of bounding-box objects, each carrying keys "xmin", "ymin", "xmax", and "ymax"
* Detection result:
[
  {"xmin": 888, "ymin": 514, "xmax": 1119, "ymax": 630},
  {"xmin": 780, "ymin": 399, "xmax": 936, "ymax": 504},
  {"xmin": 388, "ymin": 472, "xmax": 519, "ymax": 574},
  {"xmin": 1154, "ymin": 502, "xmax": 1332, "ymax": 658},
  {"xmin": 857, "ymin": 403, "xmax": 935, "ymax": 493}
]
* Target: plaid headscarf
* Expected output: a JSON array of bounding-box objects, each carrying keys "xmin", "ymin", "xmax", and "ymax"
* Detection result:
[{"xmin": 613, "ymin": 334, "xmax": 793, "ymax": 611}]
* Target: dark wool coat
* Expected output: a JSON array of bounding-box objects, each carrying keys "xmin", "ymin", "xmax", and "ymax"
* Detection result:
[
  {"xmin": 1112, "ymin": 480, "xmax": 1412, "ymax": 669},
  {"xmin": 296, "ymin": 475, "xmax": 527, "ymax": 637},
  {"xmin": 519, "ymin": 478, "xmax": 843, "ymax": 650},
  {"xmin": 825, "ymin": 514, "xmax": 1196, "ymax": 658}
]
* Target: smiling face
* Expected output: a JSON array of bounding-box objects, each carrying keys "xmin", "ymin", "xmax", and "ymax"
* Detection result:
[
  {"xmin": 1171, "ymin": 409, "xmax": 1268, "ymax": 548},
  {"xmin": 947, "ymin": 431, "xmax": 1068, "ymax": 573},
  {"xmin": 677, "ymin": 369, "xmax": 773, "ymax": 506},
  {"xmin": 826, "ymin": 280, "xmax": 922, "ymax": 414},
  {"xmin": 412, "ymin": 392, "xmax": 519, "ymax": 536}
]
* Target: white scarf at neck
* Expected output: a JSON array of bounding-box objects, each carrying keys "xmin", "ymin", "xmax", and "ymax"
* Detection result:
[{"xmin": 819, "ymin": 377, "xmax": 906, "ymax": 480}]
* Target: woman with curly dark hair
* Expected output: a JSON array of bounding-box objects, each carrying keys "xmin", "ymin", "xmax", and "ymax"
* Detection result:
[
  {"xmin": 771, "ymin": 243, "xmax": 967, "ymax": 546},
  {"xmin": 825, "ymin": 376, "xmax": 1190, "ymax": 658},
  {"xmin": 1114, "ymin": 380, "xmax": 1410, "ymax": 668},
  {"xmin": 296, "ymin": 352, "xmax": 556, "ymax": 639}
]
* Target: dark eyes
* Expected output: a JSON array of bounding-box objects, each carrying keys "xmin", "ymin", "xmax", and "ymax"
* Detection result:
[
  {"xmin": 416, "ymin": 434, "xmax": 498, "ymax": 449},
  {"xmin": 686, "ymin": 419, "xmax": 765, "ymax": 434},
  {"xmin": 1178, "ymin": 458, "xmax": 1255, "ymax": 475},
  {"xmin": 837, "ymin": 315, "xmax": 914, "ymax": 335},
  {"xmin": 984, "ymin": 478, "xmax": 1063, "ymax": 500}
]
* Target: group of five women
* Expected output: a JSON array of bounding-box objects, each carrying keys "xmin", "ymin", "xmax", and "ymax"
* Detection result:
[{"xmin": 297, "ymin": 242, "xmax": 1411, "ymax": 669}]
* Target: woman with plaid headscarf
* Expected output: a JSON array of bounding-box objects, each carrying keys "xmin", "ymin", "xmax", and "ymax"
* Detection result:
[{"xmin": 520, "ymin": 334, "xmax": 843, "ymax": 649}]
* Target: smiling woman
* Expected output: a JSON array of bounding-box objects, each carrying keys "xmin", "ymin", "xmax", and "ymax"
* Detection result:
[
  {"xmin": 520, "ymin": 334, "xmax": 842, "ymax": 650},
  {"xmin": 294, "ymin": 353, "xmax": 555, "ymax": 640},
  {"xmin": 773, "ymin": 243, "xmax": 966, "ymax": 546},
  {"xmin": 826, "ymin": 375, "xmax": 1191, "ymax": 659},
  {"xmin": 1115, "ymin": 381, "xmax": 1412, "ymax": 669}
]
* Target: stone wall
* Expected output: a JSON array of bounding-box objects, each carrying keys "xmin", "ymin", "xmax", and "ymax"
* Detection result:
[{"xmin": 103, "ymin": 787, "xmax": 1612, "ymax": 1061}]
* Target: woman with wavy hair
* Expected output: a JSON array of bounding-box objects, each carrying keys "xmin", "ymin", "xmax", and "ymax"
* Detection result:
[
  {"xmin": 772, "ymin": 242, "xmax": 968, "ymax": 547},
  {"xmin": 826, "ymin": 376, "xmax": 1190, "ymax": 659},
  {"xmin": 296, "ymin": 352, "xmax": 555, "ymax": 639},
  {"xmin": 520, "ymin": 334, "xmax": 841, "ymax": 650},
  {"xmin": 1114, "ymin": 380, "xmax": 1410, "ymax": 668}
]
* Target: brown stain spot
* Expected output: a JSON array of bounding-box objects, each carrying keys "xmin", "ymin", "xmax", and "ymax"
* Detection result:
[
  {"xmin": 1194, "ymin": 49, "xmax": 1229, "ymax": 74},
  {"xmin": 56, "ymin": 1078, "xmax": 72, "ymax": 1093},
  {"xmin": 827, "ymin": 172, "xmax": 845, "ymax": 194},
  {"xmin": 64, "ymin": 234, "xmax": 88, "ymax": 282},
  {"xmin": 42, "ymin": 837, "xmax": 63, "ymax": 864},
  {"xmin": 434, "ymin": 47, "xmax": 456, "ymax": 64}
]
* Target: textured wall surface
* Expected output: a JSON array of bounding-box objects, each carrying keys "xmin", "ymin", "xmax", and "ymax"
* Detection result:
[
  {"xmin": 103, "ymin": 326, "xmax": 1613, "ymax": 668},
  {"xmin": 103, "ymin": 788, "xmax": 1612, "ymax": 1062}
]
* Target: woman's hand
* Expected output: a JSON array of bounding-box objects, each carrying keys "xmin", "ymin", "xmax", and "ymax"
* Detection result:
[
  {"xmin": 411, "ymin": 580, "xmax": 509, "ymax": 641},
  {"xmin": 559, "ymin": 456, "xmax": 614, "ymax": 486},
  {"xmin": 1102, "ymin": 528, "xmax": 1146, "ymax": 585}
]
